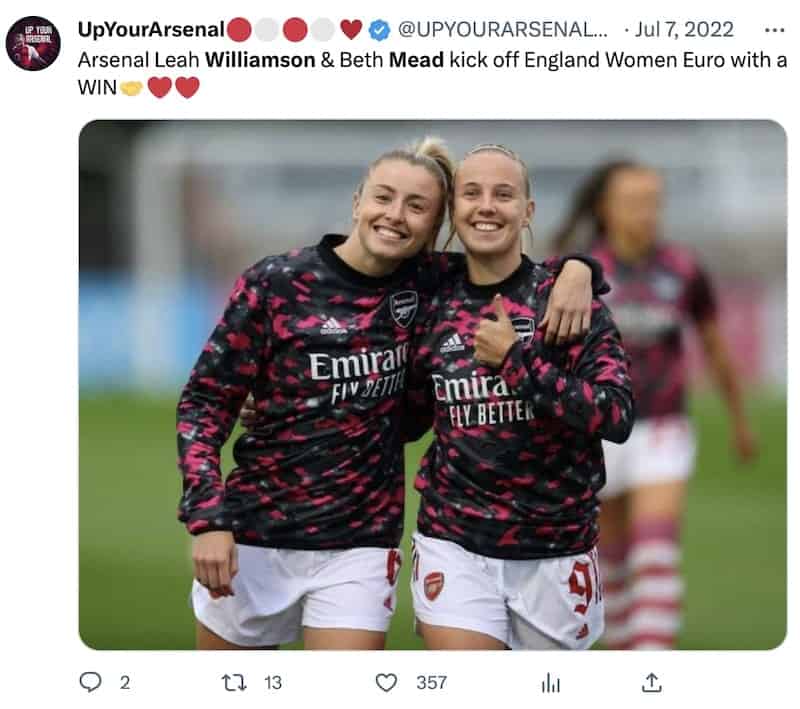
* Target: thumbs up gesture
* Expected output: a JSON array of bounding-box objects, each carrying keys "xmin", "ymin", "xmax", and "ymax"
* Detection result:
[{"xmin": 474, "ymin": 295, "xmax": 520, "ymax": 367}]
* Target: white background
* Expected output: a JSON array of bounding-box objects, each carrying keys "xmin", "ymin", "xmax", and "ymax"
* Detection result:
[{"xmin": 1, "ymin": 0, "xmax": 794, "ymax": 706}]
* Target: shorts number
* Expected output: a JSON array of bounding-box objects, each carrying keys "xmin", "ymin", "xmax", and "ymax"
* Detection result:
[
  {"xmin": 568, "ymin": 550, "xmax": 602, "ymax": 614},
  {"xmin": 386, "ymin": 549, "xmax": 402, "ymax": 585}
]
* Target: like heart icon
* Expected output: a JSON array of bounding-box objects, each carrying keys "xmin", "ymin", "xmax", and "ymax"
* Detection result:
[
  {"xmin": 175, "ymin": 76, "xmax": 200, "ymax": 98},
  {"xmin": 147, "ymin": 76, "xmax": 171, "ymax": 98},
  {"xmin": 375, "ymin": 673, "xmax": 397, "ymax": 692},
  {"xmin": 340, "ymin": 19, "xmax": 362, "ymax": 39}
]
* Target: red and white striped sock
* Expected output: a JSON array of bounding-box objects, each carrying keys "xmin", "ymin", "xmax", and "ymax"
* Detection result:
[
  {"xmin": 627, "ymin": 519, "xmax": 682, "ymax": 650},
  {"xmin": 599, "ymin": 540, "xmax": 631, "ymax": 649}
]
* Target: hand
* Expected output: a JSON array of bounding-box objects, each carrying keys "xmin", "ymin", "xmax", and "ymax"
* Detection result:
[
  {"xmin": 192, "ymin": 531, "xmax": 238, "ymax": 599},
  {"xmin": 733, "ymin": 421, "xmax": 758, "ymax": 462},
  {"xmin": 474, "ymin": 295, "xmax": 519, "ymax": 368},
  {"xmin": 240, "ymin": 394, "xmax": 258, "ymax": 430},
  {"xmin": 540, "ymin": 259, "xmax": 593, "ymax": 345}
]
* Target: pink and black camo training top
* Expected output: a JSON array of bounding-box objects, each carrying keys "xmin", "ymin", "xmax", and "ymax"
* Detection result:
[
  {"xmin": 177, "ymin": 235, "xmax": 605, "ymax": 551},
  {"xmin": 177, "ymin": 234, "xmax": 433, "ymax": 549},
  {"xmin": 591, "ymin": 241, "xmax": 717, "ymax": 419},
  {"xmin": 408, "ymin": 256, "xmax": 634, "ymax": 559}
]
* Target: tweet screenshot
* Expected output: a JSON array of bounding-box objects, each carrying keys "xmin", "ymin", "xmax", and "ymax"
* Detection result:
[{"xmin": 4, "ymin": 0, "xmax": 794, "ymax": 705}]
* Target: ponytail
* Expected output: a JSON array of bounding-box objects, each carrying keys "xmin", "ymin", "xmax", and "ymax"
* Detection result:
[{"xmin": 356, "ymin": 136, "xmax": 454, "ymax": 249}]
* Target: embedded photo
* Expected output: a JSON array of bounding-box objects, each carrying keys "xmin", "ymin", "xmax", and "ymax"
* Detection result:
[{"xmin": 79, "ymin": 120, "xmax": 785, "ymax": 650}]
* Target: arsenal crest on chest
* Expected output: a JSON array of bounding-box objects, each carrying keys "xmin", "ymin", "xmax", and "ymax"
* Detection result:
[
  {"xmin": 390, "ymin": 290, "xmax": 419, "ymax": 328},
  {"xmin": 511, "ymin": 317, "xmax": 535, "ymax": 341}
]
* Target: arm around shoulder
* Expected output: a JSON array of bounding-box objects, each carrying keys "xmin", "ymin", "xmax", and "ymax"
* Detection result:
[{"xmin": 500, "ymin": 299, "xmax": 634, "ymax": 442}]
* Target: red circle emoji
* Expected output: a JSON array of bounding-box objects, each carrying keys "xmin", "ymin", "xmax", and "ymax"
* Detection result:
[
  {"xmin": 227, "ymin": 17, "xmax": 252, "ymax": 42},
  {"xmin": 283, "ymin": 18, "xmax": 308, "ymax": 42}
]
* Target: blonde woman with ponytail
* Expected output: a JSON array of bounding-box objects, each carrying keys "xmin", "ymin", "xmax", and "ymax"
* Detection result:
[{"xmin": 180, "ymin": 138, "xmax": 599, "ymax": 650}]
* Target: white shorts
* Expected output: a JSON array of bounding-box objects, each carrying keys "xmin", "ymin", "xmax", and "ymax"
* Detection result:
[
  {"xmin": 192, "ymin": 544, "xmax": 402, "ymax": 647},
  {"xmin": 410, "ymin": 532, "xmax": 604, "ymax": 650},
  {"xmin": 601, "ymin": 415, "xmax": 697, "ymax": 499}
]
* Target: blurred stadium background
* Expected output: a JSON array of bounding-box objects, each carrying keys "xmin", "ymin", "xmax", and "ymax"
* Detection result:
[{"xmin": 79, "ymin": 121, "xmax": 785, "ymax": 650}]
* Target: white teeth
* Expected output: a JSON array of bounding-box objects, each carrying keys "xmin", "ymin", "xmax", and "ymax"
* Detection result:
[
  {"xmin": 474, "ymin": 223, "xmax": 501, "ymax": 231},
  {"xmin": 376, "ymin": 226, "xmax": 406, "ymax": 239}
]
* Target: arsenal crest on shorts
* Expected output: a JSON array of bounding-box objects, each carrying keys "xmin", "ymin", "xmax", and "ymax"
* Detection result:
[
  {"xmin": 511, "ymin": 317, "xmax": 535, "ymax": 341},
  {"xmin": 390, "ymin": 290, "xmax": 418, "ymax": 328},
  {"xmin": 424, "ymin": 571, "xmax": 444, "ymax": 601}
]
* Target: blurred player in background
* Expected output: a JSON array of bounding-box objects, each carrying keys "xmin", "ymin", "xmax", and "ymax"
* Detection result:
[
  {"xmin": 178, "ymin": 138, "xmax": 597, "ymax": 650},
  {"xmin": 553, "ymin": 160, "xmax": 757, "ymax": 649},
  {"xmin": 406, "ymin": 145, "xmax": 634, "ymax": 650}
]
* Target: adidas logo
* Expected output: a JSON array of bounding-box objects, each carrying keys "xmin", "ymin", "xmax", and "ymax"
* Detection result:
[
  {"xmin": 440, "ymin": 333, "xmax": 465, "ymax": 353},
  {"xmin": 320, "ymin": 317, "xmax": 348, "ymax": 335}
]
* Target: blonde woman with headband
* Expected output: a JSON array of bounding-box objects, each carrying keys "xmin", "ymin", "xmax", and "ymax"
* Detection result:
[
  {"xmin": 182, "ymin": 138, "xmax": 601, "ymax": 650},
  {"xmin": 407, "ymin": 145, "xmax": 634, "ymax": 650}
]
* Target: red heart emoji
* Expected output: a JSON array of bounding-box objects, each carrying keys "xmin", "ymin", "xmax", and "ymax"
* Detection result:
[
  {"xmin": 176, "ymin": 76, "xmax": 200, "ymax": 98},
  {"xmin": 147, "ymin": 76, "xmax": 171, "ymax": 98},
  {"xmin": 340, "ymin": 19, "xmax": 362, "ymax": 39}
]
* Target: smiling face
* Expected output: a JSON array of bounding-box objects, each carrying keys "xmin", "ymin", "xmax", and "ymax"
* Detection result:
[
  {"xmin": 349, "ymin": 158, "xmax": 445, "ymax": 270},
  {"xmin": 453, "ymin": 150, "xmax": 534, "ymax": 261}
]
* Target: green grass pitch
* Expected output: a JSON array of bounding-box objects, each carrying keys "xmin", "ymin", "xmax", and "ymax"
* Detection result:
[{"xmin": 79, "ymin": 392, "xmax": 785, "ymax": 650}]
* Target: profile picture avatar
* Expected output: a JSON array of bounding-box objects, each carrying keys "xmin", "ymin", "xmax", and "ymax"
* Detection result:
[{"xmin": 6, "ymin": 16, "xmax": 60, "ymax": 71}]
